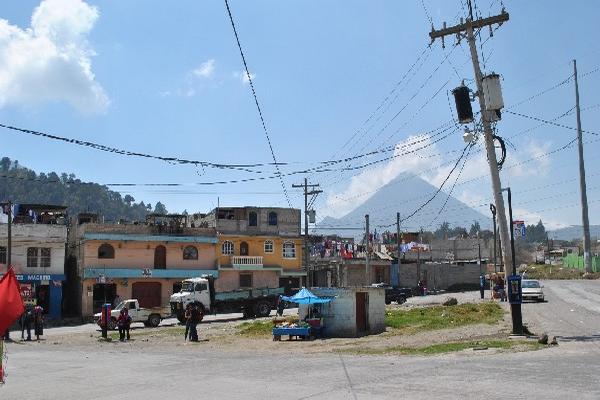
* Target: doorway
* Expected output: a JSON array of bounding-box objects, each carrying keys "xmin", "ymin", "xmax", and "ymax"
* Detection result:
[
  {"xmin": 355, "ymin": 292, "xmax": 368, "ymax": 335},
  {"xmin": 240, "ymin": 242, "xmax": 249, "ymax": 256},
  {"xmin": 132, "ymin": 282, "xmax": 162, "ymax": 308},
  {"xmin": 154, "ymin": 245, "xmax": 166, "ymax": 269},
  {"xmin": 92, "ymin": 283, "xmax": 117, "ymax": 313}
]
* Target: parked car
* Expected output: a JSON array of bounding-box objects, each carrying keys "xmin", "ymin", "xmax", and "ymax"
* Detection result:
[
  {"xmin": 94, "ymin": 299, "xmax": 170, "ymax": 330},
  {"xmin": 371, "ymin": 283, "xmax": 413, "ymax": 304},
  {"xmin": 521, "ymin": 279, "xmax": 545, "ymax": 302}
]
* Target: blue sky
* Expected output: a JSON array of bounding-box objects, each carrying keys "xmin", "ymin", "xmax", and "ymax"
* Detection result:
[{"xmin": 0, "ymin": 0, "xmax": 599, "ymax": 232}]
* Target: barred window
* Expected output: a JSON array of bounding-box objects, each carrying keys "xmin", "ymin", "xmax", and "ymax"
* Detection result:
[
  {"xmin": 221, "ymin": 240, "xmax": 234, "ymax": 255},
  {"xmin": 27, "ymin": 247, "xmax": 38, "ymax": 268},
  {"xmin": 283, "ymin": 242, "xmax": 296, "ymax": 259},
  {"xmin": 183, "ymin": 245, "xmax": 198, "ymax": 260},
  {"xmin": 40, "ymin": 248, "xmax": 51, "ymax": 268},
  {"xmin": 264, "ymin": 240, "xmax": 274, "ymax": 254}
]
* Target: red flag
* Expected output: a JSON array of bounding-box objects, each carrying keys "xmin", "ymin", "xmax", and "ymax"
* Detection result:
[{"xmin": 0, "ymin": 268, "xmax": 25, "ymax": 335}]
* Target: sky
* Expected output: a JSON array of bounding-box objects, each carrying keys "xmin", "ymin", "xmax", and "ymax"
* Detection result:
[{"xmin": 0, "ymin": 0, "xmax": 599, "ymax": 234}]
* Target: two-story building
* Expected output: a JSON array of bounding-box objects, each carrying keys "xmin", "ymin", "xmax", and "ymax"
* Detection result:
[
  {"xmin": 0, "ymin": 204, "xmax": 68, "ymax": 319},
  {"xmin": 68, "ymin": 214, "xmax": 218, "ymax": 317},
  {"xmin": 195, "ymin": 207, "xmax": 305, "ymax": 295}
]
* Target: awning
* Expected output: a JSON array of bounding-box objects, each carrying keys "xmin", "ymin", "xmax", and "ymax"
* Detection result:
[{"xmin": 281, "ymin": 287, "xmax": 333, "ymax": 304}]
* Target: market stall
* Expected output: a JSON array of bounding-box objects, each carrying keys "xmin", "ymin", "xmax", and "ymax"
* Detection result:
[{"xmin": 272, "ymin": 288, "xmax": 333, "ymax": 341}]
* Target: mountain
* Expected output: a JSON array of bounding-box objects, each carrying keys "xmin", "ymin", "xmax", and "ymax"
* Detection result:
[
  {"xmin": 0, "ymin": 156, "xmax": 165, "ymax": 222},
  {"xmin": 549, "ymin": 225, "xmax": 600, "ymax": 241},
  {"xmin": 316, "ymin": 172, "xmax": 489, "ymax": 237}
]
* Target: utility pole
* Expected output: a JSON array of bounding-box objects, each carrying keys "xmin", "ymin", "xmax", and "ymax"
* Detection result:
[
  {"xmin": 573, "ymin": 59, "xmax": 592, "ymax": 274},
  {"xmin": 292, "ymin": 179, "xmax": 322, "ymax": 287},
  {"xmin": 430, "ymin": 7, "xmax": 522, "ymax": 334},
  {"xmin": 396, "ymin": 212, "xmax": 401, "ymax": 286},
  {"xmin": 7, "ymin": 201, "xmax": 12, "ymax": 268},
  {"xmin": 477, "ymin": 231, "xmax": 482, "ymax": 275},
  {"xmin": 365, "ymin": 214, "xmax": 370, "ymax": 286}
]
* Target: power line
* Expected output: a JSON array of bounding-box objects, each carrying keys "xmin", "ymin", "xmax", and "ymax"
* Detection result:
[{"xmin": 223, "ymin": 0, "xmax": 291, "ymax": 207}]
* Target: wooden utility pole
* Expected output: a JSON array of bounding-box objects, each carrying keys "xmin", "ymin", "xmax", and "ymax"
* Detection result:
[
  {"xmin": 396, "ymin": 212, "xmax": 401, "ymax": 285},
  {"xmin": 7, "ymin": 201, "xmax": 12, "ymax": 267},
  {"xmin": 430, "ymin": 6, "xmax": 523, "ymax": 334},
  {"xmin": 365, "ymin": 214, "xmax": 370, "ymax": 286},
  {"xmin": 292, "ymin": 179, "xmax": 322, "ymax": 287},
  {"xmin": 573, "ymin": 59, "xmax": 592, "ymax": 274}
]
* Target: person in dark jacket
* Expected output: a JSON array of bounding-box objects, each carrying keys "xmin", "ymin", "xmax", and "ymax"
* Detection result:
[
  {"xmin": 479, "ymin": 274, "xmax": 486, "ymax": 299},
  {"xmin": 276, "ymin": 296, "xmax": 286, "ymax": 317},
  {"xmin": 117, "ymin": 307, "xmax": 132, "ymax": 341},
  {"xmin": 183, "ymin": 304, "xmax": 192, "ymax": 341},
  {"xmin": 188, "ymin": 304, "xmax": 201, "ymax": 342},
  {"xmin": 33, "ymin": 305, "xmax": 44, "ymax": 341},
  {"xmin": 22, "ymin": 307, "xmax": 33, "ymax": 341}
]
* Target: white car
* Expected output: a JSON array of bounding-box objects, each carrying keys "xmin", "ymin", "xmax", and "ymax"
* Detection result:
[{"xmin": 521, "ymin": 280, "xmax": 545, "ymax": 302}]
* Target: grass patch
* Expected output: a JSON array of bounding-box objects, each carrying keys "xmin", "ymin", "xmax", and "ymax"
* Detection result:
[
  {"xmin": 385, "ymin": 302, "xmax": 504, "ymax": 334},
  {"xmin": 519, "ymin": 264, "xmax": 586, "ymax": 280},
  {"xmin": 237, "ymin": 320, "xmax": 273, "ymax": 337},
  {"xmin": 340, "ymin": 340, "xmax": 541, "ymax": 356}
]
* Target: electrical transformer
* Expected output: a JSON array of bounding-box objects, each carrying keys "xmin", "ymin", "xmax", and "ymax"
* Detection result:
[
  {"xmin": 452, "ymin": 85, "xmax": 473, "ymax": 124},
  {"xmin": 482, "ymin": 73, "xmax": 504, "ymax": 111}
]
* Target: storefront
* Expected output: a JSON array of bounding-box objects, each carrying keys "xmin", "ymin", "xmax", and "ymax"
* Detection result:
[{"xmin": 0, "ymin": 273, "xmax": 65, "ymax": 320}]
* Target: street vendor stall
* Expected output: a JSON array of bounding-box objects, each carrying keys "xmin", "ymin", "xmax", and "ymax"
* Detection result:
[{"xmin": 272, "ymin": 288, "xmax": 333, "ymax": 341}]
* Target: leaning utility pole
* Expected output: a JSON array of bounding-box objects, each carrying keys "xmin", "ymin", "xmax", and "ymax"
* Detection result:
[
  {"xmin": 430, "ymin": 7, "xmax": 522, "ymax": 334},
  {"xmin": 292, "ymin": 179, "xmax": 322, "ymax": 287},
  {"xmin": 365, "ymin": 214, "xmax": 370, "ymax": 285},
  {"xmin": 573, "ymin": 59, "xmax": 592, "ymax": 274}
]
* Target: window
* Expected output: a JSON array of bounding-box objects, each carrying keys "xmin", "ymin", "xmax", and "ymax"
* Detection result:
[
  {"xmin": 268, "ymin": 211, "xmax": 278, "ymax": 226},
  {"xmin": 27, "ymin": 247, "xmax": 38, "ymax": 268},
  {"xmin": 194, "ymin": 283, "xmax": 207, "ymax": 291},
  {"xmin": 40, "ymin": 248, "xmax": 51, "ymax": 268},
  {"xmin": 283, "ymin": 242, "xmax": 296, "ymax": 259},
  {"xmin": 0, "ymin": 246, "xmax": 6, "ymax": 264},
  {"xmin": 264, "ymin": 240, "xmax": 274, "ymax": 254},
  {"xmin": 222, "ymin": 240, "xmax": 234, "ymax": 255},
  {"xmin": 248, "ymin": 211, "xmax": 258, "ymax": 227},
  {"xmin": 183, "ymin": 245, "xmax": 198, "ymax": 260},
  {"xmin": 239, "ymin": 273, "xmax": 252, "ymax": 288},
  {"xmin": 98, "ymin": 243, "xmax": 115, "ymax": 259}
]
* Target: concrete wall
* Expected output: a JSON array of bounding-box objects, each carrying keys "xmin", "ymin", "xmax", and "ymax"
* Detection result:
[
  {"xmin": 398, "ymin": 262, "xmax": 482, "ymax": 290},
  {"xmin": 215, "ymin": 269, "xmax": 278, "ymax": 292},
  {"xmin": 300, "ymin": 287, "xmax": 385, "ymax": 337},
  {"xmin": 196, "ymin": 207, "xmax": 301, "ymax": 236},
  {"xmin": 0, "ymin": 224, "xmax": 67, "ymax": 276},
  {"xmin": 401, "ymin": 238, "xmax": 494, "ymax": 262}
]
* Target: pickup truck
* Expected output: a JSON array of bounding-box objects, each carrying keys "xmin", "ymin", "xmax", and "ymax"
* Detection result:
[
  {"xmin": 170, "ymin": 275, "xmax": 284, "ymax": 323},
  {"xmin": 94, "ymin": 299, "xmax": 171, "ymax": 330},
  {"xmin": 371, "ymin": 283, "xmax": 413, "ymax": 304}
]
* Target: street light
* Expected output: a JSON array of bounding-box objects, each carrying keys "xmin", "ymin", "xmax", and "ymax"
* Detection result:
[{"xmin": 501, "ymin": 187, "xmax": 524, "ymax": 335}]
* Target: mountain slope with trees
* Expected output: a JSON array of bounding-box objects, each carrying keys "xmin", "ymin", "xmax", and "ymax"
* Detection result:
[{"xmin": 0, "ymin": 156, "xmax": 168, "ymax": 222}]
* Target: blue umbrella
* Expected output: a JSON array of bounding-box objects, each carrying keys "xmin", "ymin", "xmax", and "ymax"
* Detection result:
[{"xmin": 280, "ymin": 287, "xmax": 333, "ymax": 304}]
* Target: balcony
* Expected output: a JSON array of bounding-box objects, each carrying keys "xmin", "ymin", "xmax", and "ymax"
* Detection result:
[{"xmin": 232, "ymin": 256, "xmax": 263, "ymax": 270}]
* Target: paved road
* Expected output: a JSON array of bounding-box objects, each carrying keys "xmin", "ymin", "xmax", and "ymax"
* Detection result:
[{"xmin": 2, "ymin": 281, "xmax": 599, "ymax": 399}]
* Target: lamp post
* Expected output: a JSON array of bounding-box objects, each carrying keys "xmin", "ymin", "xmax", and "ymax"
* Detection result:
[{"xmin": 501, "ymin": 187, "xmax": 524, "ymax": 335}]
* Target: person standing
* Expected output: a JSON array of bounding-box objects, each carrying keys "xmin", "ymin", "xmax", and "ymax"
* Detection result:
[
  {"xmin": 117, "ymin": 307, "xmax": 132, "ymax": 341},
  {"xmin": 276, "ymin": 296, "xmax": 286, "ymax": 317},
  {"xmin": 188, "ymin": 304, "xmax": 201, "ymax": 342},
  {"xmin": 33, "ymin": 305, "xmax": 44, "ymax": 341},
  {"xmin": 479, "ymin": 274, "xmax": 486, "ymax": 300},
  {"xmin": 183, "ymin": 304, "xmax": 191, "ymax": 341}
]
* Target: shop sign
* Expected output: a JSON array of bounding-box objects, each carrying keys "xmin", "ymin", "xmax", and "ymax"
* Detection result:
[{"xmin": 0, "ymin": 273, "xmax": 65, "ymax": 282}]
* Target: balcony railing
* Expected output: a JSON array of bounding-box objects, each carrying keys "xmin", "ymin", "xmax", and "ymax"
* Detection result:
[{"xmin": 232, "ymin": 256, "xmax": 263, "ymax": 270}]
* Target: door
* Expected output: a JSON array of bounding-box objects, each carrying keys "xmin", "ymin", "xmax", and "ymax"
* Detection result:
[
  {"xmin": 92, "ymin": 283, "xmax": 117, "ymax": 313},
  {"xmin": 355, "ymin": 292, "xmax": 368, "ymax": 335},
  {"xmin": 154, "ymin": 245, "xmax": 166, "ymax": 269},
  {"xmin": 132, "ymin": 282, "xmax": 162, "ymax": 308},
  {"xmin": 240, "ymin": 242, "xmax": 249, "ymax": 256}
]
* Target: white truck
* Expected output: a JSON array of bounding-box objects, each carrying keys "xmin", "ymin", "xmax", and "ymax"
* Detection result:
[
  {"xmin": 169, "ymin": 275, "xmax": 284, "ymax": 322},
  {"xmin": 94, "ymin": 299, "xmax": 171, "ymax": 330}
]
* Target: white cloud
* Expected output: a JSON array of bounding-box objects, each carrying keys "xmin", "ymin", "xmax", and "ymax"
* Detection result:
[
  {"xmin": 507, "ymin": 139, "xmax": 552, "ymax": 178},
  {"xmin": 322, "ymin": 134, "xmax": 439, "ymax": 217},
  {"xmin": 0, "ymin": 0, "xmax": 108, "ymax": 113},
  {"xmin": 192, "ymin": 59, "xmax": 215, "ymax": 79},
  {"xmin": 233, "ymin": 71, "xmax": 255, "ymax": 84}
]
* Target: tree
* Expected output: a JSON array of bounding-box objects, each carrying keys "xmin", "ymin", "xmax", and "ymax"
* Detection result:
[
  {"xmin": 154, "ymin": 202, "xmax": 168, "ymax": 214},
  {"xmin": 124, "ymin": 195, "xmax": 135, "ymax": 206},
  {"xmin": 0, "ymin": 157, "xmax": 10, "ymax": 171},
  {"xmin": 435, "ymin": 222, "xmax": 451, "ymax": 239},
  {"xmin": 469, "ymin": 221, "xmax": 481, "ymax": 237}
]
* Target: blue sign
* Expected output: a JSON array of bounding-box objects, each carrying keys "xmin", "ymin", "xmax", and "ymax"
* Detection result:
[
  {"xmin": 0, "ymin": 273, "xmax": 65, "ymax": 282},
  {"xmin": 507, "ymin": 275, "xmax": 522, "ymax": 304}
]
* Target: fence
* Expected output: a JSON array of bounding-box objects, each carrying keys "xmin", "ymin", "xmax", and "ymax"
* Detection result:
[{"xmin": 563, "ymin": 254, "xmax": 600, "ymax": 272}]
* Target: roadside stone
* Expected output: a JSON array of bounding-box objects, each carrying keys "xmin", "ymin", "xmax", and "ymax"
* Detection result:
[
  {"xmin": 443, "ymin": 297, "xmax": 458, "ymax": 306},
  {"xmin": 538, "ymin": 334, "xmax": 549, "ymax": 344}
]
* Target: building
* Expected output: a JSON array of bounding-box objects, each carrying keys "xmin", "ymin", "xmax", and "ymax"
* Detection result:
[
  {"xmin": 0, "ymin": 204, "xmax": 68, "ymax": 319},
  {"xmin": 195, "ymin": 207, "xmax": 305, "ymax": 295},
  {"xmin": 300, "ymin": 287, "xmax": 385, "ymax": 337},
  {"xmin": 67, "ymin": 214, "xmax": 218, "ymax": 317}
]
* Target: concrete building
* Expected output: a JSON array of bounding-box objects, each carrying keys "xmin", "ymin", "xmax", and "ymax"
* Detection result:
[
  {"xmin": 0, "ymin": 204, "xmax": 68, "ymax": 319},
  {"xmin": 396, "ymin": 261, "xmax": 483, "ymax": 292},
  {"xmin": 300, "ymin": 287, "xmax": 385, "ymax": 337},
  {"xmin": 193, "ymin": 207, "xmax": 305, "ymax": 295},
  {"xmin": 67, "ymin": 214, "xmax": 218, "ymax": 317}
]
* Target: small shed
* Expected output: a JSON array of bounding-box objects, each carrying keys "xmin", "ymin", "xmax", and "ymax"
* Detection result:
[{"xmin": 299, "ymin": 287, "xmax": 385, "ymax": 338}]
